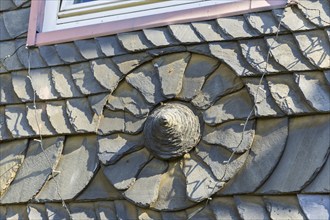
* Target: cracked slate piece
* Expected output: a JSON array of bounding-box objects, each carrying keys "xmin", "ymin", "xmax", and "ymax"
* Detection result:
[
  {"xmin": 216, "ymin": 15, "xmax": 258, "ymax": 38},
  {"xmin": 243, "ymin": 77, "xmax": 284, "ymax": 117},
  {"xmin": 69, "ymin": 203, "xmax": 97, "ymax": 220},
  {"xmin": 36, "ymin": 135, "xmax": 99, "ymax": 201},
  {"xmin": 124, "ymin": 158, "xmax": 168, "ymax": 207},
  {"xmin": 26, "ymin": 103, "xmax": 56, "ymax": 135},
  {"xmin": 244, "ymin": 11, "xmax": 285, "ymax": 35},
  {"xmin": 203, "ymin": 89, "xmax": 254, "ymax": 125},
  {"xmin": 297, "ymin": 0, "xmax": 330, "ymax": 27},
  {"xmin": 0, "ymin": 74, "xmax": 20, "ymax": 104},
  {"xmin": 51, "ymin": 66, "xmax": 82, "ymax": 98},
  {"xmin": 192, "ymin": 64, "xmax": 243, "ymax": 109},
  {"xmin": 168, "ymin": 24, "xmax": 202, "ymax": 43},
  {"xmin": 234, "ymin": 196, "xmax": 270, "ymax": 220},
  {"xmin": 117, "ymin": 31, "xmax": 154, "ymax": 52},
  {"xmin": 29, "ymin": 68, "xmax": 59, "ymax": 100},
  {"xmin": 5, "ymin": 104, "xmax": 35, "ymax": 137},
  {"xmin": 192, "ymin": 20, "xmax": 225, "ymax": 42},
  {"xmin": 74, "ymin": 39, "xmax": 104, "ymax": 59},
  {"xmin": 294, "ymin": 30, "xmax": 330, "ymax": 69},
  {"xmin": 183, "ymin": 153, "xmax": 223, "ymax": 203},
  {"xmin": 264, "ymin": 196, "xmax": 306, "ymax": 220},
  {"xmin": 177, "ymin": 54, "xmax": 219, "ymax": 101},
  {"xmin": 55, "ymin": 43, "xmax": 85, "ymax": 63},
  {"xmin": 112, "ymin": 52, "xmax": 152, "ymax": 75},
  {"xmin": 126, "ymin": 62, "xmax": 166, "ymax": 105},
  {"xmin": 16, "ymin": 40, "xmax": 47, "ymax": 69},
  {"xmin": 45, "ymin": 203, "xmax": 71, "ymax": 220},
  {"xmin": 94, "ymin": 202, "xmax": 117, "ymax": 220},
  {"xmin": 90, "ymin": 58, "xmax": 123, "ymax": 92},
  {"xmin": 98, "ymin": 133, "xmax": 144, "ymax": 165},
  {"xmin": 267, "ymin": 74, "xmax": 313, "ymax": 114},
  {"xmin": 210, "ymin": 197, "xmax": 241, "ymax": 220},
  {"xmin": 0, "ymin": 41, "xmax": 24, "ymax": 72},
  {"xmin": 143, "ymin": 27, "xmax": 178, "ymax": 47},
  {"xmin": 294, "ymin": 71, "xmax": 330, "ymax": 112},
  {"xmin": 265, "ymin": 34, "xmax": 314, "ymax": 71},
  {"xmin": 103, "ymin": 148, "xmax": 151, "ymax": 190},
  {"xmin": 96, "ymin": 36, "xmax": 126, "ymax": 57},
  {"xmin": 11, "ymin": 70, "xmax": 35, "ymax": 102},
  {"xmin": 203, "ymin": 120, "xmax": 255, "ymax": 153},
  {"xmin": 258, "ymin": 114, "xmax": 330, "ymax": 193},
  {"xmin": 0, "ymin": 139, "xmax": 28, "ymax": 197},
  {"xmin": 1, "ymin": 137, "xmax": 64, "ymax": 203},
  {"xmin": 46, "ymin": 101, "xmax": 74, "ymax": 134},
  {"xmin": 209, "ymin": 42, "xmax": 256, "ymax": 76},
  {"xmin": 153, "ymin": 52, "xmax": 190, "ymax": 98},
  {"xmin": 3, "ymin": 7, "xmax": 29, "ymax": 38},
  {"xmin": 39, "ymin": 45, "xmax": 64, "ymax": 66},
  {"xmin": 71, "ymin": 62, "xmax": 106, "ymax": 95},
  {"xmin": 5, "ymin": 205, "xmax": 28, "ymax": 220},
  {"xmin": 221, "ymin": 118, "xmax": 288, "ymax": 194},
  {"xmin": 115, "ymin": 200, "xmax": 138, "ymax": 220},
  {"xmin": 66, "ymin": 98, "xmax": 97, "ymax": 133},
  {"xmin": 27, "ymin": 204, "xmax": 48, "ymax": 220},
  {"xmin": 298, "ymin": 194, "xmax": 330, "ymax": 220},
  {"xmin": 0, "ymin": 107, "xmax": 12, "ymax": 140}
]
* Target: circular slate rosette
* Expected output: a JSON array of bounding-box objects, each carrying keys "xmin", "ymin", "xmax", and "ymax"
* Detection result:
[{"xmin": 98, "ymin": 52, "xmax": 255, "ymax": 211}]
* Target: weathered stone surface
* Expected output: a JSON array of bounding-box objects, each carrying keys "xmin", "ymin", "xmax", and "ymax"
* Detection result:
[
  {"xmin": 27, "ymin": 204, "xmax": 48, "ymax": 220},
  {"xmin": 221, "ymin": 118, "xmax": 288, "ymax": 194},
  {"xmin": 112, "ymin": 52, "xmax": 152, "ymax": 75},
  {"xmin": 264, "ymin": 196, "xmax": 306, "ymax": 220},
  {"xmin": 192, "ymin": 64, "xmax": 243, "ymax": 109},
  {"xmin": 90, "ymin": 58, "xmax": 123, "ymax": 91},
  {"xmin": 217, "ymin": 15, "xmax": 257, "ymax": 38},
  {"xmin": 0, "ymin": 41, "xmax": 23, "ymax": 72},
  {"xmin": 118, "ymin": 31, "xmax": 153, "ymax": 52},
  {"xmin": 3, "ymin": 8, "xmax": 29, "ymax": 38},
  {"xmin": 183, "ymin": 153, "xmax": 223, "ymax": 202},
  {"xmin": 297, "ymin": 0, "xmax": 330, "ymax": 27},
  {"xmin": 192, "ymin": 20, "xmax": 225, "ymax": 41},
  {"xmin": 150, "ymin": 161, "xmax": 195, "ymax": 211},
  {"xmin": 74, "ymin": 39, "xmax": 104, "ymax": 59},
  {"xmin": 267, "ymin": 74, "xmax": 313, "ymax": 114},
  {"xmin": 177, "ymin": 54, "xmax": 219, "ymax": 101},
  {"xmin": 5, "ymin": 205, "xmax": 28, "ymax": 220},
  {"xmin": 203, "ymin": 89, "xmax": 254, "ymax": 125},
  {"xmin": 39, "ymin": 45, "xmax": 64, "ymax": 66},
  {"xmin": 126, "ymin": 63, "xmax": 166, "ymax": 105},
  {"xmin": 96, "ymin": 36, "xmax": 126, "ymax": 57},
  {"xmin": 0, "ymin": 74, "xmax": 20, "ymax": 104},
  {"xmin": 11, "ymin": 70, "xmax": 34, "ymax": 102},
  {"xmin": 114, "ymin": 200, "xmax": 138, "ymax": 220},
  {"xmin": 51, "ymin": 66, "xmax": 82, "ymax": 98},
  {"xmin": 0, "ymin": 107, "xmax": 11, "ymax": 140},
  {"xmin": 46, "ymin": 101, "xmax": 73, "ymax": 134},
  {"xmin": 5, "ymin": 104, "xmax": 35, "ymax": 137},
  {"xmin": 26, "ymin": 103, "xmax": 56, "ymax": 135},
  {"xmin": 265, "ymin": 35, "xmax": 314, "ymax": 71},
  {"xmin": 243, "ymin": 77, "xmax": 284, "ymax": 117},
  {"xmin": 55, "ymin": 43, "xmax": 85, "ymax": 63},
  {"xmin": 1, "ymin": 137, "xmax": 64, "ymax": 203},
  {"xmin": 169, "ymin": 24, "xmax": 201, "ymax": 43},
  {"xmin": 98, "ymin": 133, "xmax": 143, "ymax": 165},
  {"xmin": 203, "ymin": 120, "xmax": 255, "ymax": 153},
  {"xmin": 245, "ymin": 11, "xmax": 285, "ymax": 34},
  {"xmin": 103, "ymin": 148, "xmax": 151, "ymax": 190},
  {"xmin": 88, "ymin": 93, "xmax": 108, "ymax": 116},
  {"xmin": 153, "ymin": 52, "xmax": 190, "ymax": 98},
  {"xmin": 298, "ymin": 194, "xmax": 330, "ymax": 220},
  {"xmin": 294, "ymin": 71, "xmax": 330, "ymax": 111},
  {"xmin": 95, "ymin": 201, "xmax": 117, "ymax": 220},
  {"xmin": 69, "ymin": 203, "xmax": 97, "ymax": 220},
  {"xmin": 143, "ymin": 27, "xmax": 178, "ymax": 46},
  {"xmin": 36, "ymin": 135, "xmax": 99, "ymax": 200},
  {"xmin": 234, "ymin": 196, "xmax": 270, "ymax": 220},
  {"xmin": 124, "ymin": 158, "xmax": 168, "ymax": 207},
  {"xmin": 258, "ymin": 114, "xmax": 330, "ymax": 193},
  {"xmin": 0, "ymin": 139, "xmax": 27, "ymax": 197},
  {"xmin": 210, "ymin": 197, "xmax": 241, "ymax": 220},
  {"xmin": 45, "ymin": 203, "xmax": 71, "ymax": 220}
]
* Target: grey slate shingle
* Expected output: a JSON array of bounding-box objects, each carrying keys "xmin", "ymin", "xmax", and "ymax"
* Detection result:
[
  {"xmin": 0, "ymin": 74, "xmax": 20, "ymax": 104},
  {"xmin": 245, "ymin": 11, "xmax": 286, "ymax": 35},
  {"xmin": 210, "ymin": 197, "xmax": 241, "ymax": 220},
  {"xmin": 0, "ymin": 41, "xmax": 24, "ymax": 72},
  {"xmin": 69, "ymin": 203, "xmax": 98, "ymax": 220},
  {"xmin": 11, "ymin": 70, "xmax": 35, "ymax": 102},
  {"xmin": 298, "ymin": 194, "xmax": 330, "ymax": 220},
  {"xmin": 117, "ymin": 31, "xmax": 154, "ymax": 52},
  {"xmin": 39, "ymin": 45, "xmax": 65, "ymax": 66},
  {"xmin": 234, "ymin": 196, "xmax": 270, "ymax": 220},
  {"xmin": 27, "ymin": 204, "xmax": 48, "ymax": 220},
  {"xmin": 168, "ymin": 24, "xmax": 202, "ymax": 43},
  {"xmin": 74, "ymin": 39, "xmax": 104, "ymax": 60},
  {"xmin": 5, "ymin": 104, "xmax": 35, "ymax": 137},
  {"xmin": 3, "ymin": 8, "xmax": 29, "ymax": 38},
  {"xmin": 191, "ymin": 20, "xmax": 225, "ymax": 41},
  {"xmin": 143, "ymin": 27, "xmax": 178, "ymax": 47},
  {"xmin": 29, "ymin": 68, "xmax": 59, "ymax": 100},
  {"xmin": 95, "ymin": 36, "xmax": 126, "ymax": 57},
  {"xmin": 111, "ymin": 52, "xmax": 152, "ymax": 75},
  {"xmin": 55, "ymin": 43, "xmax": 85, "ymax": 63},
  {"xmin": 0, "ymin": 106, "xmax": 12, "ymax": 140},
  {"xmin": 51, "ymin": 66, "xmax": 82, "ymax": 98},
  {"xmin": 46, "ymin": 101, "xmax": 74, "ymax": 134},
  {"xmin": 297, "ymin": 0, "xmax": 330, "ymax": 27},
  {"xmin": 0, "ymin": 14, "xmax": 11, "ymax": 41},
  {"xmin": 16, "ymin": 40, "xmax": 47, "ymax": 69},
  {"xmin": 0, "ymin": 0, "xmax": 15, "ymax": 12}
]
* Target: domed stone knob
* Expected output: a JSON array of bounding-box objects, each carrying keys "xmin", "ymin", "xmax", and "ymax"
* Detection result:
[{"xmin": 144, "ymin": 103, "xmax": 201, "ymax": 160}]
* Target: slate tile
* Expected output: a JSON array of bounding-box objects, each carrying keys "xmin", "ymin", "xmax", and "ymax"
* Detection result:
[
  {"xmin": 186, "ymin": 204, "xmax": 216, "ymax": 220},
  {"xmin": 324, "ymin": 70, "xmax": 330, "ymax": 85},
  {"xmin": 161, "ymin": 211, "xmax": 187, "ymax": 220},
  {"xmin": 217, "ymin": 15, "xmax": 258, "ymax": 39},
  {"xmin": 297, "ymin": 0, "xmax": 330, "ymax": 27},
  {"xmin": 209, "ymin": 41, "xmax": 256, "ymax": 76},
  {"xmin": 294, "ymin": 30, "xmax": 330, "ymax": 69},
  {"xmin": 0, "ymin": 74, "xmax": 20, "ymax": 104},
  {"xmin": 3, "ymin": 8, "xmax": 29, "ymax": 38},
  {"xmin": 88, "ymin": 93, "xmax": 108, "ymax": 116},
  {"xmin": 5, "ymin": 104, "xmax": 35, "ymax": 137},
  {"xmin": 55, "ymin": 43, "xmax": 85, "ymax": 63},
  {"xmin": 114, "ymin": 200, "xmax": 138, "ymax": 220},
  {"xmin": 26, "ymin": 102, "xmax": 56, "ymax": 135},
  {"xmin": 11, "ymin": 70, "xmax": 35, "ymax": 102},
  {"xmin": 27, "ymin": 204, "xmax": 48, "ymax": 220},
  {"xmin": 192, "ymin": 20, "xmax": 225, "ymax": 41},
  {"xmin": 267, "ymin": 74, "xmax": 314, "ymax": 114},
  {"xmin": 258, "ymin": 114, "xmax": 330, "ymax": 193},
  {"xmin": 186, "ymin": 44, "xmax": 211, "ymax": 56},
  {"xmin": 273, "ymin": 7, "xmax": 316, "ymax": 31},
  {"xmin": 39, "ymin": 45, "xmax": 64, "ymax": 66},
  {"xmin": 191, "ymin": 63, "xmax": 243, "ymax": 109},
  {"xmin": 69, "ymin": 203, "xmax": 97, "ymax": 220},
  {"xmin": 137, "ymin": 208, "xmax": 162, "ymax": 220},
  {"xmin": 0, "ymin": 41, "xmax": 24, "ymax": 72},
  {"xmin": 0, "ymin": 0, "xmax": 15, "ymax": 12},
  {"xmin": 177, "ymin": 53, "xmax": 219, "ymax": 101},
  {"xmin": 298, "ymin": 194, "xmax": 330, "ymax": 220},
  {"xmin": 5, "ymin": 205, "xmax": 28, "ymax": 220},
  {"xmin": 112, "ymin": 52, "xmax": 152, "ymax": 75},
  {"xmin": 152, "ymin": 52, "xmax": 190, "ymax": 98},
  {"xmin": 265, "ymin": 34, "xmax": 315, "ymax": 71},
  {"xmin": 94, "ymin": 201, "xmax": 117, "ymax": 220},
  {"xmin": 74, "ymin": 39, "xmax": 104, "ymax": 60},
  {"xmin": 220, "ymin": 118, "xmax": 288, "ymax": 194},
  {"xmin": 0, "ymin": 139, "xmax": 28, "ymax": 197},
  {"xmin": 117, "ymin": 31, "xmax": 154, "ymax": 52},
  {"xmin": 96, "ymin": 35, "xmax": 126, "ymax": 57},
  {"xmin": 16, "ymin": 39, "xmax": 47, "ymax": 69},
  {"xmin": 169, "ymin": 24, "xmax": 202, "ymax": 43},
  {"xmin": 147, "ymin": 45, "xmax": 186, "ymax": 57},
  {"xmin": 36, "ymin": 135, "xmax": 99, "ymax": 201},
  {"xmin": 0, "ymin": 107, "xmax": 12, "ymax": 140},
  {"xmin": 263, "ymin": 196, "xmax": 306, "ymax": 220},
  {"xmin": 0, "ymin": 206, "xmax": 5, "ymax": 220},
  {"xmin": 294, "ymin": 71, "xmax": 330, "ymax": 112},
  {"xmin": 210, "ymin": 197, "xmax": 241, "ymax": 220},
  {"xmin": 12, "ymin": 0, "xmax": 30, "ymax": 7},
  {"xmin": 0, "ymin": 13, "xmax": 11, "ymax": 40},
  {"xmin": 29, "ymin": 68, "xmax": 59, "ymax": 100},
  {"xmin": 51, "ymin": 66, "xmax": 82, "ymax": 98},
  {"xmin": 90, "ymin": 58, "xmax": 123, "ymax": 92},
  {"xmin": 45, "ymin": 203, "xmax": 71, "ymax": 220},
  {"xmin": 234, "ymin": 196, "xmax": 270, "ymax": 220},
  {"xmin": 1, "ymin": 137, "xmax": 64, "ymax": 204},
  {"xmin": 143, "ymin": 27, "xmax": 178, "ymax": 47}
]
